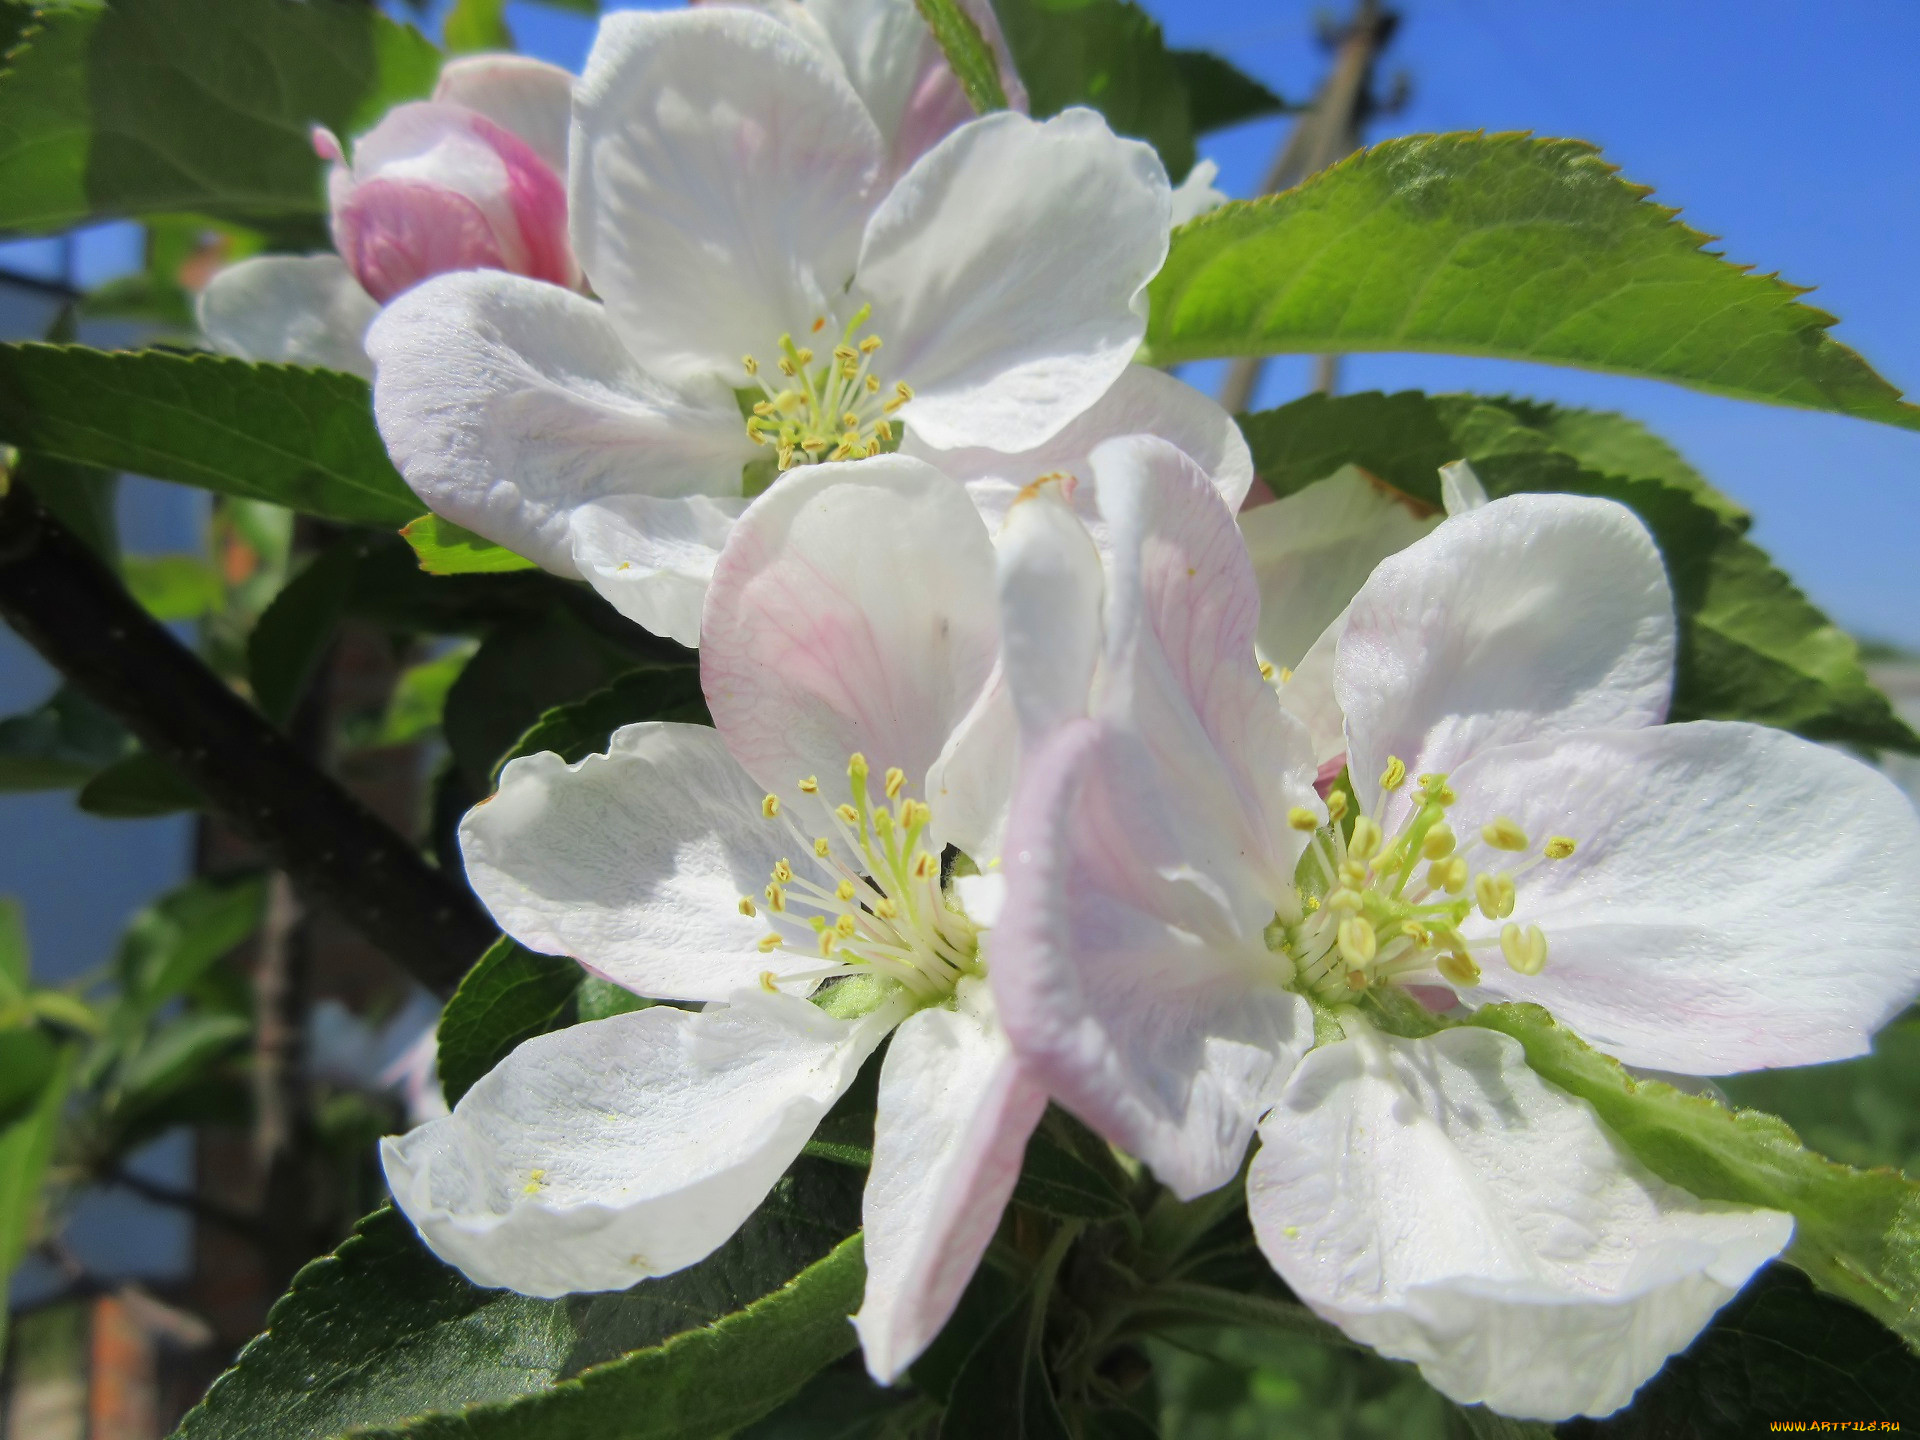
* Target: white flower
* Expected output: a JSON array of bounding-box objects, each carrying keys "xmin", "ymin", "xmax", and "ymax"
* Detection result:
[
  {"xmin": 989, "ymin": 439, "xmax": 1920, "ymax": 1416},
  {"xmin": 385, "ymin": 454, "xmax": 1070, "ymax": 1383},
  {"xmin": 197, "ymin": 55, "xmax": 576, "ymax": 379},
  {"xmin": 366, "ymin": 5, "xmax": 1171, "ymax": 647}
]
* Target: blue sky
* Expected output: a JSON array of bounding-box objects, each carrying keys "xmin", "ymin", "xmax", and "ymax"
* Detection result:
[{"xmin": 499, "ymin": 0, "xmax": 1920, "ymax": 648}]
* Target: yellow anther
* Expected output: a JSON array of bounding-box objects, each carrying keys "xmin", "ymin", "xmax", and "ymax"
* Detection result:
[
  {"xmin": 814, "ymin": 837, "xmax": 831, "ymax": 858},
  {"xmin": 1380, "ymin": 756, "xmax": 1407, "ymax": 791},
  {"xmin": 1324, "ymin": 790, "xmax": 1350, "ymax": 823},
  {"xmin": 1346, "ymin": 969, "xmax": 1370, "ymax": 992},
  {"xmin": 1545, "ymin": 836, "xmax": 1577, "ymax": 860},
  {"xmin": 761, "ymin": 794, "xmax": 781, "ymax": 819},
  {"xmin": 1421, "ymin": 824, "xmax": 1456, "ymax": 859},
  {"xmin": 1500, "ymin": 922, "xmax": 1549, "ymax": 976},
  {"xmin": 1260, "ymin": 661, "xmax": 1276, "ymax": 680},
  {"xmin": 1419, "ymin": 773, "xmax": 1457, "ymax": 805},
  {"xmin": 738, "ymin": 897, "xmax": 757, "ymax": 917},
  {"xmin": 1338, "ymin": 860, "xmax": 1368, "ymax": 888},
  {"xmin": 808, "ymin": 915, "xmax": 827, "ymax": 933},
  {"xmin": 1287, "ymin": 805, "xmax": 1320, "ymax": 831},
  {"xmin": 1303, "ymin": 894, "xmax": 1320, "ymax": 912},
  {"xmin": 884, "ymin": 766, "xmax": 905, "ymax": 798},
  {"xmin": 1337, "ymin": 916, "xmax": 1378, "ymax": 966},
  {"xmin": 1474, "ymin": 872, "xmax": 1516, "ymax": 921},
  {"xmin": 523, "ymin": 1168, "xmax": 546, "ymax": 1194},
  {"xmin": 801, "ymin": 434, "xmax": 829, "ymax": 454},
  {"xmin": 875, "ymin": 419, "xmax": 894, "ymax": 442},
  {"xmin": 818, "ymin": 931, "xmax": 836, "ymax": 957},
  {"xmin": 777, "ymin": 445, "xmax": 795, "ymax": 470},
  {"xmin": 1482, "ymin": 816, "xmax": 1530, "ymax": 852},
  {"xmin": 905, "ymin": 800, "xmax": 931, "ymax": 828},
  {"xmin": 778, "ymin": 356, "xmax": 797, "ymax": 377},
  {"xmin": 894, "ymin": 381, "xmax": 913, "ymax": 401},
  {"xmin": 752, "ymin": 400, "xmax": 774, "ymax": 417},
  {"xmin": 912, "ymin": 851, "xmax": 938, "ymax": 880},
  {"xmin": 743, "ymin": 356, "xmax": 759, "ymax": 375},
  {"xmin": 795, "ymin": 347, "xmax": 814, "ymax": 365},
  {"xmin": 876, "ymin": 898, "xmax": 898, "ymax": 920},
  {"xmin": 1429, "ymin": 856, "xmax": 1470, "ymax": 894},
  {"xmin": 833, "ymin": 345, "xmax": 856, "ymax": 363},
  {"xmin": 1278, "ymin": 666, "xmax": 1294, "ymax": 682},
  {"xmin": 798, "ymin": 775, "xmax": 819, "ymax": 794},
  {"xmin": 1327, "ymin": 888, "xmax": 1364, "ymax": 913},
  {"xmin": 1436, "ymin": 949, "xmax": 1481, "ymax": 986},
  {"xmin": 757, "ymin": 933, "xmax": 783, "ymax": 952},
  {"xmin": 1401, "ymin": 920, "xmax": 1431, "ymax": 944},
  {"xmin": 860, "ymin": 335, "xmax": 882, "ymax": 353},
  {"xmin": 865, "ymin": 374, "xmax": 881, "ymax": 393},
  {"xmin": 835, "ymin": 879, "xmax": 855, "ymax": 902},
  {"xmin": 772, "ymin": 859, "xmax": 793, "ymax": 883},
  {"xmin": 836, "ymin": 803, "xmax": 859, "ymax": 825},
  {"xmin": 759, "ymin": 970, "xmax": 779, "ymax": 993},
  {"xmin": 1348, "ymin": 816, "xmax": 1383, "ymax": 862},
  {"xmin": 873, "ymin": 807, "xmax": 894, "ymax": 835},
  {"xmin": 849, "ymin": 753, "xmax": 869, "ymax": 782},
  {"xmin": 764, "ymin": 883, "xmax": 787, "ymax": 912},
  {"xmin": 842, "ymin": 412, "xmax": 860, "ymax": 429},
  {"xmin": 834, "ymin": 914, "xmax": 857, "ymax": 938}
]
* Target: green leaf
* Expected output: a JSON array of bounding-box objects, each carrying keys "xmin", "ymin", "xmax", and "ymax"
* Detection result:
[
  {"xmin": 176, "ymin": 1161, "xmax": 863, "ymax": 1440},
  {"xmin": 114, "ymin": 1011, "xmax": 250, "ymax": 1109},
  {"xmin": 0, "ymin": 1025, "xmax": 55, "ymax": 1127},
  {"xmin": 1470, "ymin": 1003, "xmax": 1920, "ymax": 1346},
  {"xmin": 77, "ymin": 749, "xmax": 205, "ymax": 817},
  {"xmin": 1170, "ymin": 50, "xmax": 1286, "ymax": 134},
  {"xmin": 493, "ymin": 665, "xmax": 711, "ymax": 783},
  {"xmin": 0, "ymin": 1042, "xmax": 71, "ymax": 1356},
  {"xmin": 401, "ymin": 514, "xmax": 541, "ymax": 576},
  {"xmin": 937, "ymin": 1274, "xmax": 1070, "ymax": 1440},
  {"xmin": 122, "ymin": 553, "xmax": 224, "ymax": 621},
  {"xmin": 1239, "ymin": 390, "xmax": 1919, "ymax": 753},
  {"xmin": 0, "ymin": 683, "xmax": 130, "ymax": 790},
  {"xmin": 377, "ymin": 642, "xmax": 479, "ymax": 747},
  {"xmin": 0, "ymin": 347, "xmax": 420, "ymax": 527},
  {"xmin": 115, "ymin": 875, "xmax": 266, "ymax": 1013},
  {"xmin": 1561, "ymin": 1264, "xmax": 1920, "ymax": 1437},
  {"xmin": 993, "ymin": 0, "xmax": 1194, "ymax": 179},
  {"xmin": 0, "ymin": 896, "xmax": 25, "ymax": 997},
  {"xmin": 367, "ymin": 1235, "xmax": 868, "ymax": 1440},
  {"xmin": 915, "ymin": 0, "xmax": 1007, "ymax": 113},
  {"xmin": 247, "ymin": 536, "xmax": 364, "ymax": 726},
  {"xmin": 1149, "ymin": 134, "xmax": 1920, "ymax": 430},
  {"xmin": 1012, "ymin": 1122, "xmax": 1131, "ymax": 1221},
  {"xmin": 0, "ymin": 0, "xmax": 439, "ymax": 234},
  {"xmin": 444, "ymin": 0, "xmax": 513, "ymax": 53},
  {"xmin": 15, "ymin": 450, "xmax": 119, "ymax": 560},
  {"xmin": 436, "ymin": 936, "xmax": 582, "ymax": 1106}
]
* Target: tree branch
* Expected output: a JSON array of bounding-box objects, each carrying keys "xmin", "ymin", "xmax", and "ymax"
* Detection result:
[{"xmin": 0, "ymin": 481, "xmax": 494, "ymax": 993}]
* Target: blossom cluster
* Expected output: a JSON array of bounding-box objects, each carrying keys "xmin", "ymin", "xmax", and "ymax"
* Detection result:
[{"xmin": 203, "ymin": 0, "xmax": 1920, "ymax": 1421}]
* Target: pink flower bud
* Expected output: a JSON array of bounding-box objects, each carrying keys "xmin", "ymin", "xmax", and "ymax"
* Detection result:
[{"xmin": 319, "ymin": 101, "xmax": 574, "ymax": 305}]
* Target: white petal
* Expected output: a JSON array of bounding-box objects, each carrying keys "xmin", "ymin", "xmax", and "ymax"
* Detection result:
[
  {"xmin": 383, "ymin": 990, "xmax": 892, "ymax": 1296},
  {"xmin": 434, "ymin": 54, "xmax": 575, "ymax": 175},
  {"xmin": 1439, "ymin": 458, "xmax": 1489, "ymax": 514},
  {"xmin": 1094, "ymin": 435, "xmax": 1319, "ymax": 896},
  {"xmin": 907, "ymin": 365, "xmax": 1254, "ymax": 538},
  {"xmin": 570, "ymin": 8, "xmax": 884, "ymax": 383},
  {"xmin": 1275, "ymin": 616, "xmax": 1347, "ymax": 766},
  {"xmin": 995, "ymin": 477, "xmax": 1104, "ymax": 741},
  {"xmin": 461, "ymin": 722, "xmax": 821, "ymax": 1002},
  {"xmin": 569, "ymin": 493, "xmax": 750, "ymax": 649},
  {"xmin": 1337, "ymin": 492, "xmax": 1676, "ymax": 817},
  {"xmin": 367, "ymin": 270, "xmax": 754, "ymax": 575},
  {"xmin": 1169, "ymin": 158, "xmax": 1228, "ymax": 227},
  {"xmin": 995, "ymin": 719, "xmax": 1312, "ymax": 1199},
  {"xmin": 924, "ymin": 668, "xmax": 1017, "ymax": 862},
  {"xmin": 702, "ymin": 455, "xmax": 1000, "ymax": 807},
  {"xmin": 1242, "ymin": 466, "xmax": 1438, "ymax": 675},
  {"xmin": 855, "ymin": 108, "xmax": 1170, "ymax": 453},
  {"xmin": 854, "ymin": 976, "xmax": 1046, "ymax": 1382},
  {"xmin": 196, "ymin": 254, "xmax": 377, "ymax": 378},
  {"xmin": 1249, "ymin": 1024, "xmax": 1791, "ymax": 1420},
  {"xmin": 1446, "ymin": 721, "xmax": 1920, "ymax": 1072}
]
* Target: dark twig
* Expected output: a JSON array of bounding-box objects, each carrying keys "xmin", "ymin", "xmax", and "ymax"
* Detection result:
[
  {"xmin": 107, "ymin": 1166, "xmax": 268, "ymax": 1243},
  {"xmin": 0, "ymin": 481, "xmax": 495, "ymax": 993}
]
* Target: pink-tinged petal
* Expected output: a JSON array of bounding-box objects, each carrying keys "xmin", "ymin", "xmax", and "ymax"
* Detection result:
[
  {"xmin": 434, "ymin": 53, "xmax": 574, "ymax": 174},
  {"xmin": 336, "ymin": 178, "xmax": 508, "ymax": 303},
  {"xmin": 1337, "ymin": 492, "xmax": 1675, "ymax": 820},
  {"xmin": 855, "ymin": 977, "xmax": 1047, "ymax": 1382},
  {"xmin": 994, "ymin": 719, "xmax": 1312, "ymax": 1199},
  {"xmin": 854, "ymin": 108, "xmax": 1169, "ymax": 454},
  {"xmin": 996, "ymin": 475, "xmax": 1103, "ymax": 742},
  {"xmin": 480, "ymin": 112, "xmax": 575, "ymax": 290},
  {"xmin": 1250, "ymin": 1025, "xmax": 1790, "ymax": 1420},
  {"xmin": 1093, "ymin": 435, "xmax": 1319, "ymax": 903},
  {"xmin": 702, "ymin": 455, "xmax": 999, "ymax": 806},
  {"xmin": 1444, "ymin": 721, "xmax": 1920, "ymax": 1073},
  {"xmin": 906, "ymin": 366, "xmax": 1253, "ymax": 541},
  {"xmin": 571, "ymin": 8, "xmax": 884, "ymax": 383}
]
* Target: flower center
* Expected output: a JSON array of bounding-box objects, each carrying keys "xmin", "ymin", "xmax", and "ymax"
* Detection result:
[
  {"xmin": 742, "ymin": 753, "xmax": 978, "ymax": 1004},
  {"xmin": 1270, "ymin": 759, "xmax": 1576, "ymax": 1005},
  {"xmin": 742, "ymin": 306, "xmax": 912, "ymax": 472}
]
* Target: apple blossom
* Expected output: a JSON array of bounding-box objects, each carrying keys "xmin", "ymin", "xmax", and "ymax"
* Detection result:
[
  {"xmin": 989, "ymin": 438, "xmax": 1920, "ymax": 1416},
  {"xmin": 197, "ymin": 55, "xmax": 576, "ymax": 378},
  {"xmin": 366, "ymin": 5, "xmax": 1170, "ymax": 646},
  {"xmin": 385, "ymin": 453, "xmax": 1133, "ymax": 1385}
]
